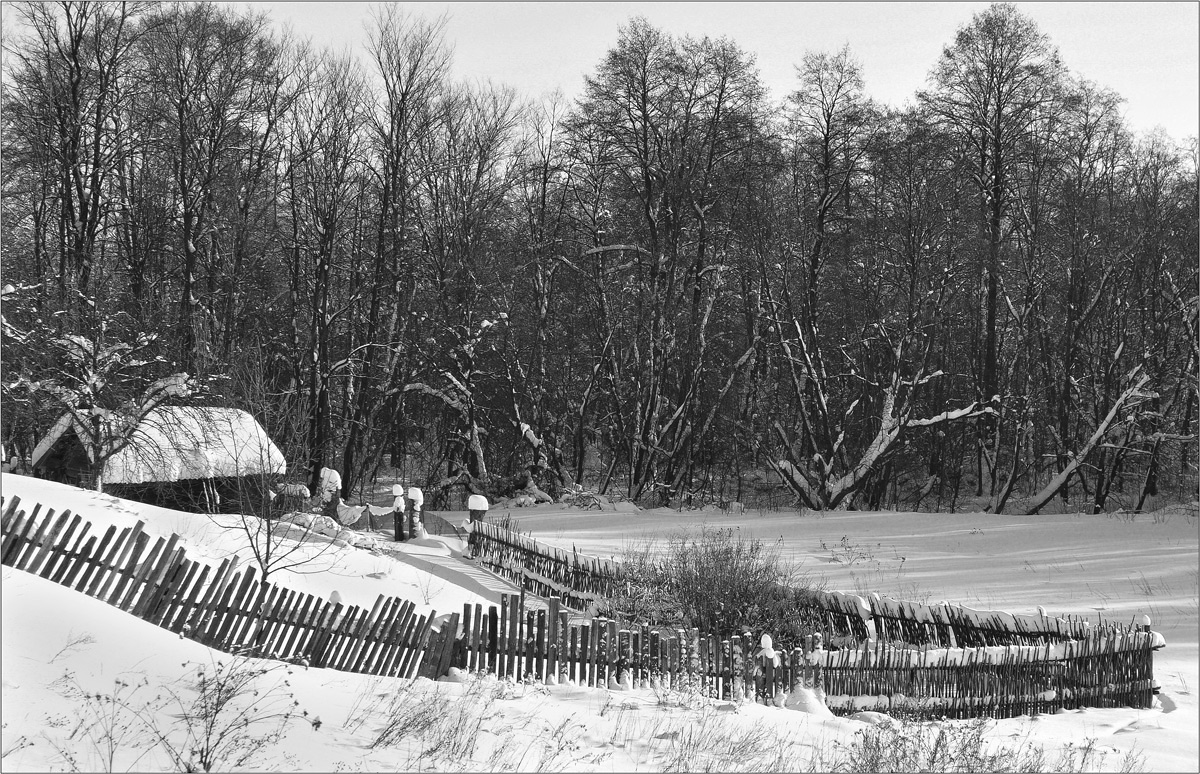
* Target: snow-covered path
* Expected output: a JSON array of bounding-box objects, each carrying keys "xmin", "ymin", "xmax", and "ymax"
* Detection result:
[{"xmin": 376, "ymin": 542, "xmax": 547, "ymax": 610}]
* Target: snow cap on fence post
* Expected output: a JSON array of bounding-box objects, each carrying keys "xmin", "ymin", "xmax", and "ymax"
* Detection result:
[
  {"xmin": 855, "ymin": 595, "xmax": 877, "ymax": 643},
  {"xmin": 1138, "ymin": 615, "xmax": 1166, "ymax": 649},
  {"xmin": 468, "ymin": 494, "xmax": 489, "ymax": 523},
  {"xmin": 755, "ymin": 633, "xmax": 781, "ymax": 668},
  {"xmin": 407, "ymin": 487, "xmax": 423, "ymax": 509}
]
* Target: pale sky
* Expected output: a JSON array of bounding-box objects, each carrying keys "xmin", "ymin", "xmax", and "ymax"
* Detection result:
[{"xmin": 245, "ymin": 2, "xmax": 1199, "ymax": 141}]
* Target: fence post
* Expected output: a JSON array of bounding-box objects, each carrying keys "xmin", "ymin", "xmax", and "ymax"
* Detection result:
[
  {"xmin": 498, "ymin": 595, "xmax": 510, "ymax": 679},
  {"xmin": 535, "ymin": 608, "xmax": 547, "ymax": 682},
  {"xmin": 547, "ymin": 597, "xmax": 560, "ymax": 681},
  {"xmin": 487, "ymin": 604, "xmax": 499, "ymax": 675},
  {"xmin": 506, "ymin": 594, "xmax": 521, "ymax": 679},
  {"xmin": 467, "ymin": 602, "xmax": 482, "ymax": 673}
]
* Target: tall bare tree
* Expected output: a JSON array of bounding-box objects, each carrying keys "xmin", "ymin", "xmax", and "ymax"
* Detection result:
[
  {"xmin": 339, "ymin": 7, "xmax": 450, "ymax": 497},
  {"xmin": 922, "ymin": 3, "xmax": 1066, "ymax": 499}
]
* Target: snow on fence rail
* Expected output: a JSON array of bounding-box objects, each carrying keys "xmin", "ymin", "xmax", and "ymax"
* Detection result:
[
  {"xmin": 421, "ymin": 590, "xmax": 1155, "ymax": 720},
  {"xmin": 2, "ymin": 497, "xmax": 1157, "ymax": 720},
  {"xmin": 814, "ymin": 589, "xmax": 1103, "ymax": 647}
]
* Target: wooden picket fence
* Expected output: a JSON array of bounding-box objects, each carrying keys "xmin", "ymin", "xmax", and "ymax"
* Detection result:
[
  {"xmin": 2, "ymin": 496, "xmax": 1157, "ymax": 719},
  {"xmin": 468, "ymin": 519, "xmax": 622, "ymax": 610},
  {"xmin": 0, "ymin": 496, "xmax": 442, "ymax": 679}
]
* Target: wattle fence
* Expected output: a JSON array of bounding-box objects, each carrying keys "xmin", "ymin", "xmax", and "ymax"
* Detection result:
[
  {"xmin": 470, "ymin": 520, "xmax": 1109, "ymax": 646},
  {"xmin": 2, "ymin": 496, "xmax": 1157, "ymax": 719},
  {"xmin": 440, "ymin": 590, "xmax": 1154, "ymax": 719}
]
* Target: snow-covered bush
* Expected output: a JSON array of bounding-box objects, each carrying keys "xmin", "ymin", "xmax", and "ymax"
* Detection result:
[
  {"xmin": 350, "ymin": 533, "xmax": 380, "ymax": 551},
  {"xmin": 279, "ymin": 511, "xmax": 312, "ymax": 529},
  {"xmin": 310, "ymin": 514, "xmax": 340, "ymax": 537}
]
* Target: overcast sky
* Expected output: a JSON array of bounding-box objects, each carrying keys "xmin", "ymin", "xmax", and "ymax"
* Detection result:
[{"xmin": 245, "ymin": 2, "xmax": 1199, "ymax": 142}]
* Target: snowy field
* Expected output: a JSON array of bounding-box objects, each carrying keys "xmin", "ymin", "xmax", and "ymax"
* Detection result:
[{"xmin": 2, "ymin": 472, "xmax": 1197, "ymax": 772}]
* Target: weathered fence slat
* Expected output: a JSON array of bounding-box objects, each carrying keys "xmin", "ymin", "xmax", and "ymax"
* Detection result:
[
  {"xmin": 167, "ymin": 561, "xmax": 209, "ymax": 633},
  {"xmin": 137, "ymin": 545, "xmax": 187, "ymax": 621},
  {"xmin": 366, "ymin": 598, "xmax": 408, "ymax": 676},
  {"xmin": 397, "ymin": 610, "xmax": 429, "ymax": 678},
  {"xmin": 12, "ymin": 504, "xmax": 51, "ymax": 570},
  {"xmin": 403, "ymin": 613, "xmax": 436, "ymax": 679},
  {"xmin": 384, "ymin": 604, "xmax": 421, "ymax": 678},
  {"xmin": 213, "ymin": 567, "xmax": 259, "ymax": 649},
  {"xmin": 75, "ymin": 524, "xmax": 115, "ymax": 594},
  {"xmin": 0, "ymin": 495, "xmax": 24, "ymax": 531},
  {"xmin": 135, "ymin": 534, "xmax": 182, "ymax": 616},
  {"xmin": 1, "ymin": 509, "xmax": 32, "ymax": 565},
  {"xmin": 116, "ymin": 534, "xmax": 164, "ymax": 612},
  {"xmin": 258, "ymin": 586, "xmax": 296, "ymax": 657},
  {"xmin": 104, "ymin": 528, "xmax": 149, "ymax": 607},
  {"xmin": 351, "ymin": 596, "xmax": 397, "ymax": 674},
  {"xmin": 56, "ymin": 526, "xmax": 93, "ymax": 587},
  {"xmin": 39, "ymin": 512, "xmax": 82, "ymax": 581},
  {"xmin": 229, "ymin": 577, "xmax": 272, "ymax": 653}
]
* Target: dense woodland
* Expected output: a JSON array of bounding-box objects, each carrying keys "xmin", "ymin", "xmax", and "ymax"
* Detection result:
[{"xmin": 2, "ymin": 2, "xmax": 1196, "ymax": 513}]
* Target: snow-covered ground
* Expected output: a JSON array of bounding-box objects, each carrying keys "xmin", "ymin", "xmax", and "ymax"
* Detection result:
[{"xmin": 2, "ymin": 472, "xmax": 1197, "ymax": 771}]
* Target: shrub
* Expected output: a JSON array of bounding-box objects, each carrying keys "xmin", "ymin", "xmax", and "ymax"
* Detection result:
[
  {"xmin": 823, "ymin": 718, "xmax": 1145, "ymax": 773},
  {"xmin": 146, "ymin": 656, "xmax": 302, "ymax": 772},
  {"xmin": 600, "ymin": 526, "xmax": 826, "ymax": 644}
]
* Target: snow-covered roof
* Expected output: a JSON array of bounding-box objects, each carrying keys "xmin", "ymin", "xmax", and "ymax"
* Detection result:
[
  {"xmin": 30, "ymin": 413, "xmax": 76, "ymax": 470},
  {"xmin": 34, "ymin": 406, "xmax": 286, "ymax": 484}
]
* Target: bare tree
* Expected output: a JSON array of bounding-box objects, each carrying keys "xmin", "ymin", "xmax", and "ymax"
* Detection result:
[
  {"xmin": 922, "ymin": 3, "xmax": 1066, "ymax": 499},
  {"xmin": 281, "ymin": 51, "xmax": 369, "ymax": 491},
  {"xmin": 34, "ymin": 324, "xmax": 192, "ymax": 491},
  {"xmin": 4, "ymin": 1, "xmax": 149, "ymax": 307},
  {"xmin": 403, "ymin": 79, "xmax": 523, "ymax": 501},
  {"xmin": 566, "ymin": 18, "xmax": 767, "ymax": 504},
  {"xmin": 138, "ymin": 2, "xmax": 282, "ymax": 371},
  {"xmin": 339, "ymin": 7, "xmax": 450, "ymax": 497},
  {"xmin": 213, "ymin": 364, "xmax": 341, "ymax": 585}
]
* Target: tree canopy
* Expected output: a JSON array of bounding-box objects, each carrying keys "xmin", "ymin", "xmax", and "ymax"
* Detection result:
[{"xmin": 3, "ymin": 3, "xmax": 1195, "ymax": 514}]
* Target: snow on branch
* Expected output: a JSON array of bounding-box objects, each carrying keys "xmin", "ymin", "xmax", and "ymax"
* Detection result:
[
  {"xmin": 1024, "ymin": 370, "xmax": 1153, "ymax": 515},
  {"xmin": 907, "ymin": 402, "xmax": 991, "ymax": 427},
  {"xmin": 402, "ymin": 381, "xmax": 467, "ymax": 414},
  {"xmin": 582, "ymin": 244, "xmax": 651, "ymax": 257},
  {"xmin": 901, "ymin": 369, "xmax": 947, "ymax": 388}
]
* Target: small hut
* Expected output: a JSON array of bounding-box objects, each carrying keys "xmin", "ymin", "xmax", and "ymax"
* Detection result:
[{"xmin": 31, "ymin": 406, "xmax": 286, "ymax": 514}]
